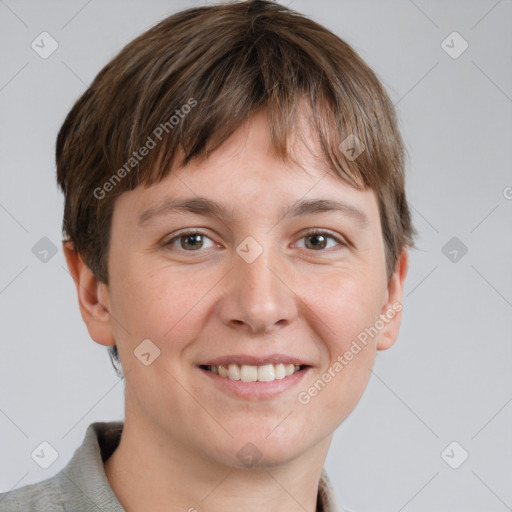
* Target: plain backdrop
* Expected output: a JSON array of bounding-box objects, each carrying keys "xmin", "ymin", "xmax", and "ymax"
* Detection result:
[{"xmin": 0, "ymin": 1, "xmax": 511, "ymax": 511}]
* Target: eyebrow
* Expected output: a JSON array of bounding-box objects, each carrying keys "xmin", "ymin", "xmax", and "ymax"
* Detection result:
[{"xmin": 137, "ymin": 197, "xmax": 369, "ymax": 228}]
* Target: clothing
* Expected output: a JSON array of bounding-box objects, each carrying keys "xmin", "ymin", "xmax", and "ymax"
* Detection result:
[{"xmin": 0, "ymin": 421, "xmax": 345, "ymax": 511}]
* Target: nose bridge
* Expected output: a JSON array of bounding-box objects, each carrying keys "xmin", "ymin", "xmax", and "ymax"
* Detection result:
[
  {"xmin": 219, "ymin": 236, "xmax": 298, "ymax": 333},
  {"xmin": 239, "ymin": 243, "xmax": 279, "ymax": 299}
]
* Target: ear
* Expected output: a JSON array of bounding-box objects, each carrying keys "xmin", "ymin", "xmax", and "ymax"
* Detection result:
[
  {"xmin": 63, "ymin": 241, "xmax": 116, "ymax": 347},
  {"xmin": 376, "ymin": 248, "xmax": 409, "ymax": 351}
]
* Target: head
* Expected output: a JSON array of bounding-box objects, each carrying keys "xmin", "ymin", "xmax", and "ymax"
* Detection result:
[{"xmin": 58, "ymin": 0, "xmax": 416, "ymax": 468}]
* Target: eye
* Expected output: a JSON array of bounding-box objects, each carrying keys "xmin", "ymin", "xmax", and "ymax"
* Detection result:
[
  {"xmin": 295, "ymin": 230, "xmax": 347, "ymax": 251},
  {"xmin": 163, "ymin": 228, "xmax": 347, "ymax": 254},
  {"xmin": 164, "ymin": 230, "xmax": 216, "ymax": 252}
]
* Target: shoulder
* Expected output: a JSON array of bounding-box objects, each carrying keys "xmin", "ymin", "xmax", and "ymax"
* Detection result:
[
  {"xmin": 0, "ymin": 421, "xmax": 125, "ymax": 512},
  {"xmin": 0, "ymin": 475, "xmax": 66, "ymax": 512}
]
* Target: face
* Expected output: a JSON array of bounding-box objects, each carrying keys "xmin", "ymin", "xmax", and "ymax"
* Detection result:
[{"xmin": 90, "ymin": 109, "xmax": 406, "ymax": 469}]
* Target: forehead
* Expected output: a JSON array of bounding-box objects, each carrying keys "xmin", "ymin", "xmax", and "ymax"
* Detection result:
[{"xmin": 113, "ymin": 110, "xmax": 380, "ymax": 228}]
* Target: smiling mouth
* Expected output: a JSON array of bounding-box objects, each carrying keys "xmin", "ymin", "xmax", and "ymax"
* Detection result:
[{"xmin": 199, "ymin": 363, "xmax": 308, "ymax": 383}]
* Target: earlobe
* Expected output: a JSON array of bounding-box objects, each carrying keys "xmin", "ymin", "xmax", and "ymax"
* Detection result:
[
  {"xmin": 63, "ymin": 241, "xmax": 116, "ymax": 347},
  {"xmin": 376, "ymin": 248, "xmax": 409, "ymax": 351}
]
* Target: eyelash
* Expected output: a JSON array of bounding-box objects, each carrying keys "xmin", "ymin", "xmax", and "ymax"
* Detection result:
[{"xmin": 163, "ymin": 228, "xmax": 347, "ymax": 254}]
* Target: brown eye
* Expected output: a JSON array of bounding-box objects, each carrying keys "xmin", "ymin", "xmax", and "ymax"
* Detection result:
[
  {"xmin": 296, "ymin": 230, "xmax": 346, "ymax": 251},
  {"xmin": 179, "ymin": 233, "xmax": 204, "ymax": 250},
  {"xmin": 304, "ymin": 233, "xmax": 328, "ymax": 250},
  {"xmin": 165, "ymin": 230, "xmax": 215, "ymax": 251}
]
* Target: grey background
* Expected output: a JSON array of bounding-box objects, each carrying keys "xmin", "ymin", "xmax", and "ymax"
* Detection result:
[{"xmin": 0, "ymin": 1, "xmax": 511, "ymax": 511}]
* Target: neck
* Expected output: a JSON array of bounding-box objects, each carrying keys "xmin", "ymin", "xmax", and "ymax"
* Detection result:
[{"xmin": 104, "ymin": 405, "xmax": 332, "ymax": 512}]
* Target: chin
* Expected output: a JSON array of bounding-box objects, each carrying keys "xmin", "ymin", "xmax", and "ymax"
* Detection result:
[{"xmin": 218, "ymin": 426, "xmax": 313, "ymax": 469}]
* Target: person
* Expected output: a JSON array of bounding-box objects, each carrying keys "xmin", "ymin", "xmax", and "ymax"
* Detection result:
[{"xmin": 0, "ymin": 0, "xmax": 416, "ymax": 510}]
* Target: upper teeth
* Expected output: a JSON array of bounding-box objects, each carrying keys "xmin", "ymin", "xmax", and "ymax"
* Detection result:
[{"xmin": 209, "ymin": 363, "xmax": 301, "ymax": 382}]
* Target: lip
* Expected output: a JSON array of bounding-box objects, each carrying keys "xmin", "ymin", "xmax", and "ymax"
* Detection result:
[
  {"xmin": 197, "ymin": 364, "xmax": 311, "ymax": 400},
  {"xmin": 198, "ymin": 353, "xmax": 310, "ymax": 367}
]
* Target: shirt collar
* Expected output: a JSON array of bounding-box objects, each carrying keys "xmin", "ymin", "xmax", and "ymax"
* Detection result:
[{"xmin": 56, "ymin": 421, "xmax": 345, "ymax": 512}]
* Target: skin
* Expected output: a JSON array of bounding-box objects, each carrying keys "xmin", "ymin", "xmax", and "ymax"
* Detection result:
[{"xmin": 64, "ymin": 108, "xmax": 408, "ymax": 512}]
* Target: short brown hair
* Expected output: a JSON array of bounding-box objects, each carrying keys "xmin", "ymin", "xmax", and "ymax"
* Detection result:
[{"xmin": 56, "ymin": 0, "xmax": 416, "ymax": 372}]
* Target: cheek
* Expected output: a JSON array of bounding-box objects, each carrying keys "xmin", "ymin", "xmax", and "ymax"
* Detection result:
[
  {"xmin": 109, "ymin": 260, "xmax": 216, "ymax": 350},
  {"xmin": 296, "ymin": 270, "xmax": 383, "ymax": 417},
  {"xmin": 309, "ymin": 268, "xmax": 385, "ymax": 354}
]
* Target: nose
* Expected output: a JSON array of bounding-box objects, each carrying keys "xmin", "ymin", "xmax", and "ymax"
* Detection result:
[{"xmin": 216, "ymin": 243, "xmax": 299, "ymax": 335}]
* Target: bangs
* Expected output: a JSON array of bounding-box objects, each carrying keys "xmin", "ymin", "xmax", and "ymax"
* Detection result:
[{"xmin": 101, "ymin": 12, "xmax": 396, "ymax": 195}]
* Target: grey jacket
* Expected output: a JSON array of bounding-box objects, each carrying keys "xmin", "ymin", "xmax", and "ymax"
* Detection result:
[{"xmin": 0, "ymin": 421, "xmax": 345, "ymax": 511}]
